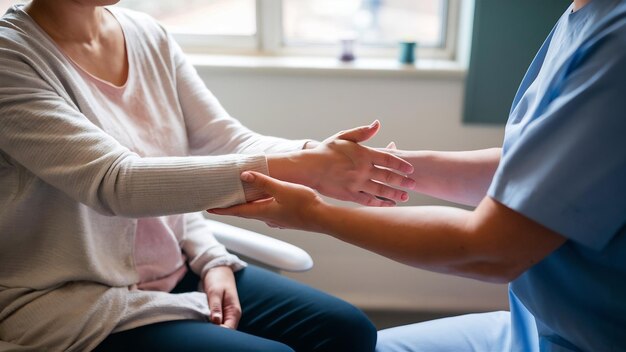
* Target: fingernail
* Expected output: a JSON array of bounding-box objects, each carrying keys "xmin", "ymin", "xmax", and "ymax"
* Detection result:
[
  {"xmin": 401, "ymin": 193, "xmax": 409, "ymax": 201},
  {"xmin": 241, "ymin": 172, "xmax": 254, "ymax": 182},
  {"xmin": 370, "ymin": 120, "xmax": 379, "ymax": 127},
  {"xmin": 207, "ymin": 209, "xmax": 215, "ymax": 214}
]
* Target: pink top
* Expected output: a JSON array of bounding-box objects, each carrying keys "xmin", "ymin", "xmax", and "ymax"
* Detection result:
[
  {"xmin": 53, "ymin": 8, "xmax": 306, "ymax": 293},
  {"xmin": 66, "ymin": 26, "xmax": 188, "ymax": 292}
]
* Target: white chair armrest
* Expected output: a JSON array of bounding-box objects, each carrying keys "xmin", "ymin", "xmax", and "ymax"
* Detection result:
[{"xmin": 205, "ymin": 219, "xmax": 313, "ymax": 272}]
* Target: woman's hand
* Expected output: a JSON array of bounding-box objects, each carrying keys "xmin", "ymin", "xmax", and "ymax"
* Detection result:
[
  {"xmin": 202, "ymin": 266, "xmax": 241, "ymax": 329},
  {"xmin": 210, "ymin": 171, "xmax": 325, "ymax": 231},
  {"xmin": 268, "ymin": 121, "xmax": 416, "ymax": 207}
]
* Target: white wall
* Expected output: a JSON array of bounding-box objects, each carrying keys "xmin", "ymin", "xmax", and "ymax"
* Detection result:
[{"xmin": 198, "ymin": 66, "xmax": 509, "ymax": 313}]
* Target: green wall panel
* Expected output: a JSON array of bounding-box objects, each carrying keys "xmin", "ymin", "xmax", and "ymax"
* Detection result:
[{"xmin": 463, "ymin": 0, "xmax": 571, "ymax": 124}]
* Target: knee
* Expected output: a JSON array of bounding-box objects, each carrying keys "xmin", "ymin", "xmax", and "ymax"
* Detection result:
[
  {"xmin": 318, "ymin": 303, "xmax": 377, "ymax": 352},
  {"xmin": 268, "ymin": 341, "xmax": 296, "ymax": 352},
  {"xmin": 228, "ymin": 335, "xmax": 296, "ymax": 352},
  {"xmin": 375, "ymin": 329, "xmax": 402, "ymax": 352}
]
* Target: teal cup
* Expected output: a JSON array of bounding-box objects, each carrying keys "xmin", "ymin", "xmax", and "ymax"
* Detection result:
[{"xmin": 398, "ymin": 41, "xmax": 417, "ymax": 64}]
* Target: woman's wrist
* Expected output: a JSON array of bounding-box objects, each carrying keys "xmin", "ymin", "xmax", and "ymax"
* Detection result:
[
  {"xmin": 266, "ymin": 150, "xmax": 322, "ymax": 189},
  {"xmin": 200, "ymin": 254, "xmax": 247, "ymax": 280}
]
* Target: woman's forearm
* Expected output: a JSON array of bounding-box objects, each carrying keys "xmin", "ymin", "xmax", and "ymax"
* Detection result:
[{"xmin": 394, "ymin": 148, "xmax": 501, "ymax": 206}]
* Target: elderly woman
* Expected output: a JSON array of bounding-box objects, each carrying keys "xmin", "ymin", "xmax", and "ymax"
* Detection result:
[{"xmin": 0, "ymin": 0, "xmax": 418, "ymax": 351}]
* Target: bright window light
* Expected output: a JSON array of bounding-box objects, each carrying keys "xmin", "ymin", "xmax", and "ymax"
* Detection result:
[
  {"xmin": 116, "ymin": 0, "xmax": 256, "ymax": 36},
  {"xmin": 283, "ymin": 0, "xmax": 446, "ymax": 47}
]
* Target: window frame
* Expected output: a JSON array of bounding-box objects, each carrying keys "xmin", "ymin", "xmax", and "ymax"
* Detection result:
[
  {"xmin": 263, "ymin": 0, "xmax": 460, "ymax": 60},
  {"xmin": 173, "ymin": 0, "xmax": 462, "ymax": 61}
]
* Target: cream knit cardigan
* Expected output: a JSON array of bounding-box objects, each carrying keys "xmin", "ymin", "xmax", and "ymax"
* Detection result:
[{"xmin": 0, "ymin": 6, "xmax": 307, "ymax": 351}]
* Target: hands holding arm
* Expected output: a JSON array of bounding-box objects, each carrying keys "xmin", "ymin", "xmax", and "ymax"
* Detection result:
[{"xmin": 210, "ymin": 147, "xmax": 566, "ymax": 284}]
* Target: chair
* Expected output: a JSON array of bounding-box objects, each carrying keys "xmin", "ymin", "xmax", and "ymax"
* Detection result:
[{"xmin": 204, "ymin": 219, "xmax": 313, "ymax": 273}]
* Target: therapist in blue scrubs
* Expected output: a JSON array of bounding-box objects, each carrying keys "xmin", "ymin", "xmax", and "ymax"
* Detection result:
[{"xmin": 211, "ymin": 0, "xmax": 626, "ymax": 350}]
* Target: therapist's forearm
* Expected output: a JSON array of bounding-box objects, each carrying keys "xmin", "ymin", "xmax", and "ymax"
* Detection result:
[
  {"xmin": 393, "ymin": 148, "xmax": 501, "ymax": 206},
  {"xmin": 306, "ymin": 201, "xmax": 516, "ymax": 283}
]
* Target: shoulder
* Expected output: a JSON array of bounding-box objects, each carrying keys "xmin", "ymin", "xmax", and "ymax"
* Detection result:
[
  {"xmin": 0, "ymin": 7, "xmax": 57, "ymax": 79},
  {"xmin": 560, "ymin": 7, "xmax": 626, "ymax": 97},
  {"xmin": 577, "ymin": 4, "xmax": 626, "ymax": 65},
  {"xmin": 0, "ymin": 6, "xmax": 37, "ymax": 53},
  {"xmin": 107, "ymin": 7, "xmax": 179, "ymax": 65},
  {"xmin": 108, "ymin": 7, "xmax": 163, "ymax": 30},
  {"xmin": 107, "ymin": 7, "xmax": 170, "ymax": 46}
]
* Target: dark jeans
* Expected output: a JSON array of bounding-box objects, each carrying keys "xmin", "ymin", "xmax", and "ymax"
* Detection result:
[{"xmin": 94, "ymin": 265, "xmax": 376, "ymax": 352}]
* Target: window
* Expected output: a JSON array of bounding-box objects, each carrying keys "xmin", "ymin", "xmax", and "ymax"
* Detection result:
[
  {"xmin": 117, "ymin": 0, "xmax": 258, "ymax": 51},
  {"xmin": 1, "ymin": 0, "xmax": 460, "ymax": 61},
  {"xmin": 118, "ymin": 0, "xmax": 256, "ymax": 36},
  {"xmin": 283, "ymin": 1, "xmax": 444, "ymax": 47},
  {"xmin": 278, "ymin": 0, "xmax": 456, "ymax": 59},
  {"xmin": 118, "ymin": 0, "xmax": 459, "ymax": 60}
]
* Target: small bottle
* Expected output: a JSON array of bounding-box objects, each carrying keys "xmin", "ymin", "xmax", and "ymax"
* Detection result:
[{"xmin": 339, "ymin": 38, "xmax": 356, "ymax": 62}]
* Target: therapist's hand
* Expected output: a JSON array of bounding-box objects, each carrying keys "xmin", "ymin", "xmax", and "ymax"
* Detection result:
[
  {"xmin": 210, "ymin": 171, "xmax": 324, "ymax": 231},
  {"xmin": 268, "ymin": 121, "xmax": 415, "ymax": 207},
  {"xmin": 203, "ymin": 266, "xmax": 241, "ymax": 329}
]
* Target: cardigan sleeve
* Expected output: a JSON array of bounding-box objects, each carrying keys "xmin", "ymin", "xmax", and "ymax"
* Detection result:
[
  {"xmin": 181, "ymin": 212, "xmax": 247, "ymax": 279},
  {"xmin": 0, "ymin": 38, "xmax": 268, "ymax": 217},
  {"xmin": 168, "ymin": 33, "xmax": 312, "ymax": 156}
]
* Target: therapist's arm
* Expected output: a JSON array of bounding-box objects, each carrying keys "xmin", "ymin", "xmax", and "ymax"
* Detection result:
[
  {"xmin": 385, "ymin": 148, "xmax": 502, "ymax": 207},
  {"xmin": 210, "ymin": 172, "xmax": 566, "ymax": 284}
]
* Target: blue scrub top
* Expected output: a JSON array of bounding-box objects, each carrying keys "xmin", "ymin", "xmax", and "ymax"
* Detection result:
[{"xmin": 487, "ymin": 1, "xmax": 626, "ymax": 351}]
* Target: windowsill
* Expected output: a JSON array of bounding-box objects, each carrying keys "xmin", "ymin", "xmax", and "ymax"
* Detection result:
[{"xmin": 188, "ymin": 54, "xmax": 466, "ymax": 79}]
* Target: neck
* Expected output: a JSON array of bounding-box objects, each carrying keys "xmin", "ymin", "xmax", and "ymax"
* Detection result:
[
  {"xmin": 573, "ymin": 0, "xmax": 592, "ymax": 12},
  {"xmin": 24, "ymin": 0, "xmax": 106, "ymax": 42}
]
